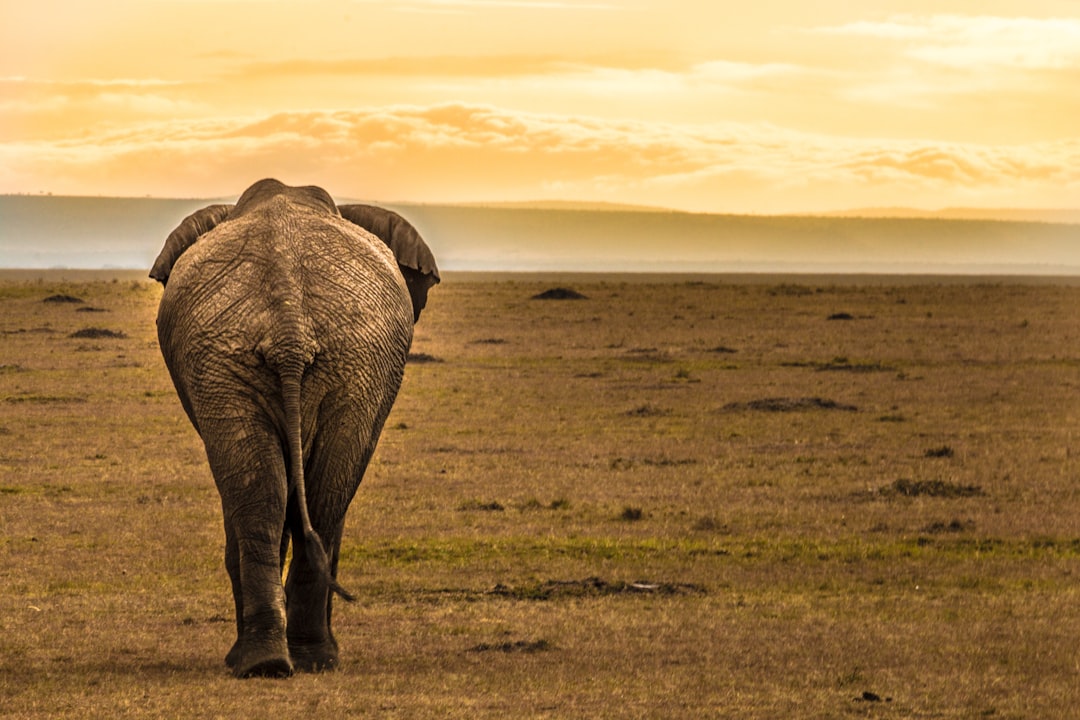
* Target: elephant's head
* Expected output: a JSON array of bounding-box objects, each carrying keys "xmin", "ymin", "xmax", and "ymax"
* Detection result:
[
  {"xmin": 233, "ymin": 178, "xmax": 339, "ymax": 217},
  {"xmin": 149, "ymin": 180, "xmax": 440, "ymax": 323},
  {"xmin": 337, "ymin": 204, "xmax": 441, "ymax": 322}
]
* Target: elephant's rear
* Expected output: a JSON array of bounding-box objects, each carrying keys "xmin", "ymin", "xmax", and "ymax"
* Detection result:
[
  {"xmin": 298, "ymin": 214, "xmax": 415, "ymax": 457},
  {"xmin": 155, "ymin": 197, "xmax": 415, "ymax": 533},
  {"xmin": 156, "ymin": 198, "xmax": 414, "ymax": 432}
]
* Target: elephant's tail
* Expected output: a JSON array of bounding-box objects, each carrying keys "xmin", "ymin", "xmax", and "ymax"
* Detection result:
[{"xmin": 281, "ymin": 370, "xmax": 356, "ymax": 603}]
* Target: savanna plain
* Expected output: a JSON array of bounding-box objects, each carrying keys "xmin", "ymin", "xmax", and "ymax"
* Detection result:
[{"xmin": 1, "ymin": 271, "xmax": 1078, "ymax": 719}]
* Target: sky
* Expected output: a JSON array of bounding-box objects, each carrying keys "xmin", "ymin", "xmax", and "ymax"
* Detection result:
[{"xmin": 2, "ymin": 0, "xmax": 1079, "ymax": 214}]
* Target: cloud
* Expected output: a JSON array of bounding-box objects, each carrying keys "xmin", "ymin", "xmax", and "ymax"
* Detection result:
[
  {"xmin": 0, "ymin": 76, "xmax": 201, "ymax": 125},
  {"xmin": 228, "ymin": 49, "xmax": 731, "ymax": 84},
  {"xmin": 364, "ymin": 0, "xmax": 618, "ymax": 12},
  {"xmin": 817, "ymin": 15, "xmax": 1080, "ymax": 71},
  {"xmin": 805, "ymin": 14, "xmax": 1080, "ymax": 119},
  {"xmin": 838, "ymin": 144, "xmax": 1072, "ymax": 186},
  {"xmin": 509, "ymin": 59, "xmax": 809, "ymax": 98},
  {"xmin": 692, "ymin": 61, "xmax": 805, "ymax": 83},
  {"xmin": 234, "ymin": 55, "xmax": 583, "ymax": 80},
  {"xmin": 221, "ymin": 53, "xmax": 790, "ymax": 126},
  {"xmin": 1, "ymin": 103, "xmax": 1077, "ymax": 212},
  {"xmin": 0, "ymin": 76, "xmax": 191, "ymax": 105},
  {"xmin": 1, "ymin": 77, "xmax": 185, "ymax": 88}
]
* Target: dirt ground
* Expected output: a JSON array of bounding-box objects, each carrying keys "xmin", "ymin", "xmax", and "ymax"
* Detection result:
[{"xmin": 1, "ymin": 272, "xmax": 1078, "ymax": 718}]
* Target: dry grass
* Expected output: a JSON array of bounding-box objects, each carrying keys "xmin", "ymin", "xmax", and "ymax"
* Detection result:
[{"xmin": 2, "ymin": 273, "xmax": 1079, "ymax": 718}]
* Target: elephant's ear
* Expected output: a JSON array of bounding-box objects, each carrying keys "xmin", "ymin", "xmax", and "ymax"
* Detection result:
[
  {"xmin": 149, "ymin": 204, "xmax": 233, "ymax": 285},
  {"xmin": 338, "ymin": 204, "xmax": 440, "ymax": 322}
]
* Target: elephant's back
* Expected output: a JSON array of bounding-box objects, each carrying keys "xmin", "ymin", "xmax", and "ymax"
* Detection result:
[{"xmin": 157, "ymin": 200, "xmax": 413, "ymax": 384}]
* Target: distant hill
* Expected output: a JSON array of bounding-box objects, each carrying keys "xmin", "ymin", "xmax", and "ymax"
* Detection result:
[
  {"xmin": 812, "ymin": 207, "xmax": 1080, "ymax": 224},
  {"xmin": 451, "ymin": 199, "xmax": 674, "ymax": 213},
  {"xmin": 441, "ymin": 202, "xmax": 1080, "ymax": 224},
  {"xmin": 2, "ymin": 194, "xmax": 1079, "ymax": 273},
  {"xmin": 0, "ymin": 196, "xmax": 225, "ymax": 270},
  {"xmin": 390, "ymin": 204, "xmax": 1080, "ymax": 274},
  {"xmin": 466, "ymin": 203, "xmax": 1080, "ymax": 224}
]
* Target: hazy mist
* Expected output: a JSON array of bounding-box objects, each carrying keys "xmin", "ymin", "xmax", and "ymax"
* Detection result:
[{"xmin": 2, "ymin": 195, "xmax": 1078, "ymax": 275}]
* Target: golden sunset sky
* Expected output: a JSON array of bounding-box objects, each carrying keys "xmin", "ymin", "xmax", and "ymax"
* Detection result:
[{"xmin": 2, "ymin": 0, "xmax": 1079, "ymax": 213}]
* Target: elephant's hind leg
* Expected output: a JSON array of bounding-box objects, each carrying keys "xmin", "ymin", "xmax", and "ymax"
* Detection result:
[
  {"xmin": 283, "ymin": 501, "xmax": 343, "ymax": 672},
  {"xmin": 282, "ymin": 417, "xmax": 370, "ymax": 672},
  {"xmin": 204, "ymin": 418, "xmax": 294, "ymax": 678}
]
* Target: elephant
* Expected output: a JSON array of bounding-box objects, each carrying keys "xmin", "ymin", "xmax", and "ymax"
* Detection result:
[{"xmin": 150, "ymin": 178, "xmax": 439, "ymax": 678}]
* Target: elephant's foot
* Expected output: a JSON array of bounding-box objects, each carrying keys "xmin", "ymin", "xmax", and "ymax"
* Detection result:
[
  {"xmin": 289, "ymin": 641, "xmax": 340, "ymax": 673},
  {"xmin": 233, "ymin": 648, "xmax": 294, "ymax": 679},
  {"xmin": 238, "ymin": 655, "xmax": 294, "ymax": 679},
  {"xmin": 227, "ymin": 638, "xmax": 294, "ymax": 678},
  {"xmin": 225, "ymin": 641, "xmax": 242, "ymax": 670}
]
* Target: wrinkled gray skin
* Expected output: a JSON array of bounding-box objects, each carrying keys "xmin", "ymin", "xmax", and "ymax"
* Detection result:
[{"xmin": 151, "ymin": 179, "xmax": 439, "ymax": 678}]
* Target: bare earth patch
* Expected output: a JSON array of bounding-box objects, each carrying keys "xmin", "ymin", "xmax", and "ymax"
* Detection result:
[
  {"xmin": 724, "ymin": 397, "xmax": 858, "ymax": 412},
  {"xmin": 532, "ymin": 287, "xmax": 587, "ymax": 300},
  {"xmin": 68, "ymin": 327, "xmax": 127, "ymax": 339}
]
